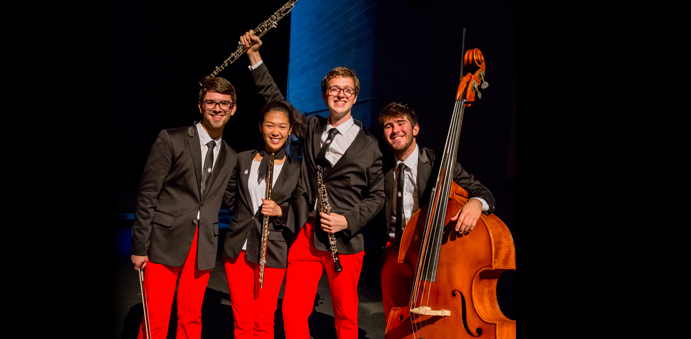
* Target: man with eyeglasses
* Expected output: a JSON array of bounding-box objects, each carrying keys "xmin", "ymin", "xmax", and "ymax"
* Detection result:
[
  {"xmin": 239, "ymin": 30, "xmax": 385, "ymax": 339},
  {"xmin": 130, "ymin": 76, "xmax": 239, "ymax": 339}
]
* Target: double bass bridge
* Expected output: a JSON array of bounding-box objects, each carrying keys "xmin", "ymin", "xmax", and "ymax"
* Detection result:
[{"xmin": 410, "ymin": 306, "xmax": 451, "ymax": 317}]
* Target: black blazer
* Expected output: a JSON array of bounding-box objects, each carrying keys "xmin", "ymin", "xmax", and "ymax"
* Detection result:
[
  {"xmin": 222, "ymin": 149, "xmax": 301, "ymax": 268},
  {"xmin": 379, "ymin": 145, "xmax": 497, "ymax": 243},
  {"xmin": 251, "ymin": 63, "xmax": 385, "ymax": 254},
  {"xmin": 131, "ymin": 125, "xmax": 238, "ymax": 271}
]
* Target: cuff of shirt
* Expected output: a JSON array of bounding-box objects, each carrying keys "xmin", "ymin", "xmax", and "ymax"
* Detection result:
[
  {"xmin": 249, "ymin": 60, "xmax": 264, "ymax": 70},
  {"xmin": 469, "ymin": 197, "xmax": 489, "ymax": 212}
]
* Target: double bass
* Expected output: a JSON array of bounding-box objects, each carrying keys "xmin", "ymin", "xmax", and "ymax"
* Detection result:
[{"xmin": 382, "ymin": 47, "xmax": 516, "ymax": 338}]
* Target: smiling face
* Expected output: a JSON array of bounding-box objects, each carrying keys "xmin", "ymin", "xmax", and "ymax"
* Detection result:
[
  {"xmin": 322, "ymin": 76, "xmax": 358, "ymax": 122},
  {"xmin": 260, "ymin": 110, "xmax": 292, "ymax": 154},
  {"xmin": 382, "ymin": 115, "xmax": 419, "ymax": 161},
  {"xmin": 198, "ymin": 91, "xmax": 236, "ymax": 139}
]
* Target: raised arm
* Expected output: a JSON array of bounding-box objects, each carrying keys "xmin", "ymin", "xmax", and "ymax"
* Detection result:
[
  {"xmin": 241, "ymin": 30, "xmax": 309, "ymax": 140},
  {"xmin": 240, "ymin": 30, "xmax": 263, "ymax": 67}
]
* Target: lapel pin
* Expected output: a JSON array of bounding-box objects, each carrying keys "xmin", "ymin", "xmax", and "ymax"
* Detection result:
[{"xmin": 244, "ymin": 169, "xmax": 249, "ymax": 175}]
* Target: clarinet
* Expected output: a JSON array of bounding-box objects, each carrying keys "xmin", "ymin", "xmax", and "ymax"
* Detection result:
[
  {"xmin": 317, "ymin": 165, "xmax": 343, "ymax": 272},
  {"xmin": 258, "ymin": 153, "xmax": 275, "ymax": 288},
  {"xmin": 207, "ymin": 0, "xmax": 299, "ymax": 78}
]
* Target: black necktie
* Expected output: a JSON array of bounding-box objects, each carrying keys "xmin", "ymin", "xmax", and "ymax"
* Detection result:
[
  {"xmin": 317, "ymin": 128, "xmax": 340, "ymax": 167},
  {"xmin": 201, "ymin": 140, "xmax": 215, "ymax": 197},
  {"xmin": 395, "ymin": 162, "xmax": 407, "ymax": 251}
]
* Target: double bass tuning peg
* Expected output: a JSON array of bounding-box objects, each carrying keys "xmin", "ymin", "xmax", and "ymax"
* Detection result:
[
  {"xmin": 477, "ymin": 70, "xmax": 489, "ymax": 90},
  {"xmin": 472, "ymin": 82, "xmax": 482, "ymax": 99}
]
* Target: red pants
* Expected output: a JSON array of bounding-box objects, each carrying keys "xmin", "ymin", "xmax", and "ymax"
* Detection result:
[
  {"xmin": 138, "ymin": 227, "xmax": 211, "ymax": 339},
  {"xmin": 380, "ymin": 239, "xmax": 412, "ymax": 323},
  {"xmin": 223, "ymin": 251, "xmax": 286, "ymax": 339},
  {"xmin": 282, "ymin": 221, "xmax": 364, "ymax": 339}
]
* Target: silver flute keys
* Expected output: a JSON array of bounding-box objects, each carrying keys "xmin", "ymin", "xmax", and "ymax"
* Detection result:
[
  {"xmin": 208, "ymin": 0, "xmax": 300, "ymax": 78},
  {"xmin": 317, "ymin": 165, "xmax": 343, "ymax": 272},
  {"xmin": 259, "ymin": 153, "xmax": 275, "ymax": 288}
]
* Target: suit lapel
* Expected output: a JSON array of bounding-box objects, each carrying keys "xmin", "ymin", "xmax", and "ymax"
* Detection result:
[
  {"xmin": 203, "ymin": 142, "xmax": 227, "ymax": 200},
  {"xmin": 417, "ymin": 146, "xmax": 432, "ymax": 203},
  {"xmin": 313, "ymin": 123, "xmax": 325, "ymax": 162},
  {"xmin": 270, "ymin": 156, "xmax": 292, "ymax": 201},
  {"xmin": 384, "ymin": 167, "xmax": 394, "ymax": 230},
  {"xmin": 238, "ymin": 151, "xmax": 255, "ymax": 210},
  {"xmin": 187, "ymin": 126, "xmax": 203, "ymax": 199}
]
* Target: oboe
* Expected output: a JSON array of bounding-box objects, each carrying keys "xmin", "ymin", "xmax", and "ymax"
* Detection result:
[
  {"xmin": 258, "ymin": 153, "xmax": 275, "ymax": 288},
  {"xmin": 317, "ymin": 165, "xmax": 343, "ymax": 272},
  {"xmin": 207, "ymin": 0, "xmax": 299, "ymax": 78}
]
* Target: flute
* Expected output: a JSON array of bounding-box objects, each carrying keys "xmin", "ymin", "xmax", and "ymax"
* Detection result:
[{"xmin": 258, "ymin": 153, "xmax": 275, "ymax": 288}]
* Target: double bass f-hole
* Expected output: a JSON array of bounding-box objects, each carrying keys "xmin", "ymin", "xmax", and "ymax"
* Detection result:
[{"xmin": 452, "ymin": 289, "xmax": 483, "ymax": 338}]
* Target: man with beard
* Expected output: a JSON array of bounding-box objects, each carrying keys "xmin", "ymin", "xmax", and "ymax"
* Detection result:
[
  {"xmin": 130, "ymin": 76, "xmax": 239, "ymax": 339},
  {"xmin": 376, "ymin": 102, "xmax": 496, "ymax": 321}
]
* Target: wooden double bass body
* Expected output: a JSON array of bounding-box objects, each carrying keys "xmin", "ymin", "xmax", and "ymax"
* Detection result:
[{"xmin": 383, "ymin": 48, "xmax": 516, "ymax": 339}]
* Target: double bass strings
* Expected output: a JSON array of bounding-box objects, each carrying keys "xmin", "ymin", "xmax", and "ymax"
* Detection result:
[
  {"xmin": 411, "ymin": 99, "xmax": 464, "ymax": 306},
  {"xmin": 409, "ymin": 98, "xmax": 466, "ymax": 338}
]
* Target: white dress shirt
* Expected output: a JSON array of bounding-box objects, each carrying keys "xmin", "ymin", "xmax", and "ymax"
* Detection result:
[
  {"xmin": 196, "ymin": 122, "xmax": 222, "ymax": 219},
  {"xmin": 310, "ymin": 117, "xmax": 361, "ymax": 215},
  {"xmin": 390, "ymin": 144, "xmax": 420, "ymax": 238},
  {"xmin": 389, "ymin": 145, "xmax": 489, "ymax": 238},
  {"xmin": 243, "ymin": 157, "xmax": 284, "ymax": 250},
  {"xmin": 320, "ymin": 117, "xmax": 360, "ymax": 166}
]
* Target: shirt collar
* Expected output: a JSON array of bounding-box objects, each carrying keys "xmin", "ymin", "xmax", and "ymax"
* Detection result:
[
  {"xmin": 326, "ymin": 116, "xmax": 355, "ymax": 135},
  {"xmin": 196, "ymin": 122, "xmax": 222, "ymax": 148},
  {"xmin": 396, "ymin": 143, "xmax": 419, "ymax": 171}
]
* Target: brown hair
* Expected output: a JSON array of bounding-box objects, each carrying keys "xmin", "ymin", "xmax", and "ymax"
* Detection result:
[
  {"xmin": 378, "ymin": 102, "xmax": 418, "ymax": 127},
  {"xmin": 198, "ymin": 75, "xmax": 237, "ymax": 104},
  {"xmin": 321, "ymin": 67, "xmax": 360, "ymax": 95}
]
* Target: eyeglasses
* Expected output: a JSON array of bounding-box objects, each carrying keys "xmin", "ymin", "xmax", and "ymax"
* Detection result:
[
  {"xmin": 327, "ymin": 86, "xmax": 356, "ymax": 98},
  {"xmin": 203, "ymin": 100, "xmax": 235, "ymax": 110}
]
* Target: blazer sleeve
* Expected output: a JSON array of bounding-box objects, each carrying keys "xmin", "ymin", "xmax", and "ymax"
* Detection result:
[
  {"xmin": 131, "ymin": 130, "xmax": 173, "ymax": 256},
  {"xmin": 341, "ymin": 144, "xmax": 386, "ymax": 238},
  {"xmin": 453, "ymin": 162, "xmax": 496, "ymax": 215},
  {"xmin": 250, "ymin": 62, "xmax": 309, "ymax": 140},
  {"xmin": 271, "ymin": 200, "xmax": 291, "ymax": 229}
]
